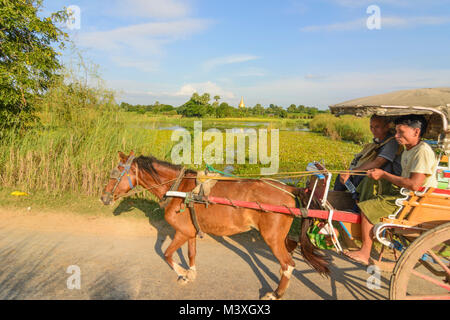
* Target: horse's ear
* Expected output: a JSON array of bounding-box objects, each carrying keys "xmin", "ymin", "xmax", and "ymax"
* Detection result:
[
  {"xmin": 118, "ymin": 151, "xmax": 127, "ymax": 161},
  {"xmin": 129, "ymin": 150, "xmax": 135, "ymax": 157}
]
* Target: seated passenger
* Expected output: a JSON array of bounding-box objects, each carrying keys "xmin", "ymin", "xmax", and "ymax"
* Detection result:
[
  {"xmin": 334, "ymin": 115, "xmax": 402, "ymax": 194},
  {"xmin": 344, "ymin": 115, "xmax": 438, "ymax": 265}
]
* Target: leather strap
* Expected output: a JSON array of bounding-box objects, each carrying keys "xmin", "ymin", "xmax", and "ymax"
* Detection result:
[
  {"xmin": 188, "ymin": 202, "xmax": 204, "ymax": 239},
  {"xmin": 159, "ymin": 167, "xmax": 187, "ymax": 209}
]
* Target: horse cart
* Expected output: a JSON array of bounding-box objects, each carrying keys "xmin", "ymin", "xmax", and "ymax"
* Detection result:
[
  {"xmin": 328, "ymin": 88, "xmax": 450, "ymax": 300},
  {"xmin": 102, "ymin": 88, "xmax": 449, "ymax": 300},
  {"xmin": 165, "ymin": 88, "xmax": 450, "ymax": 300}
]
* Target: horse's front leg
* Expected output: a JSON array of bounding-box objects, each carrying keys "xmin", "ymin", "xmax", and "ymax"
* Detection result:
[
  {"xmin": 186, "ymin": 238, "xmax": 197, "ymax": 281},
  {"xmin": 164, "ymin": 231, "xmax": 190, "ymax": 285}
]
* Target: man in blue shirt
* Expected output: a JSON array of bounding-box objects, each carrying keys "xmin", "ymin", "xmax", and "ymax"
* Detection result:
[{"xmin": 334, "ymin": 115, "xmax": 402, "ymax": 195}]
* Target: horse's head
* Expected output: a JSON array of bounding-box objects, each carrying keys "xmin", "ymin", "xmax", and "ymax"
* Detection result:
[{"xmin": 100, "ymin": 151, "xmax": 138, "ymax": 205}]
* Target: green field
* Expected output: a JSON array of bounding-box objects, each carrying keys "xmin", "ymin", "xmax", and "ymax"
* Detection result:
[
  {"xmin": 310, "ymin": 114, "xmax": 372, "ymax": 144},
  {"xmin": 0, "ymin": 111, "xmax": 361, "ymax": 215}
]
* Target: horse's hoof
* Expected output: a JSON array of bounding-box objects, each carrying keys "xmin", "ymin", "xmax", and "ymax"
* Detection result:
[
  {"xmin": 261, "ymin": 292, "xmax": 279, "ymax": 300},
  {"xmin": 186, "ymin": 268, "xmax": 197, "ymax": 281},
  {"xmin": 173, "ymin": 264, "xmax": 187, "ymax": 277},
  {"xmin": 177, "ymin": 276, "xmax": 189, "ymax": 285}
]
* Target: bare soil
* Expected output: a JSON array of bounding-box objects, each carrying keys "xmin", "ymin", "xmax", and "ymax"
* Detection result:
[{"xmin": 0, "ymin": 208, "xmax": 390, "ymax": 300}]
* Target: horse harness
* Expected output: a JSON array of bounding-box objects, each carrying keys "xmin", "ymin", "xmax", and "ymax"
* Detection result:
[
  {"xmin": 108, "ymin": 160, "xmax": 300, "ymax": 240},
  {"xmin": 105, "ymin": 155, "xmax": 138, "ymax": 200},
  {"xmin": 159, "ymin": 167, "xmax": 205, "ymax": 239}
]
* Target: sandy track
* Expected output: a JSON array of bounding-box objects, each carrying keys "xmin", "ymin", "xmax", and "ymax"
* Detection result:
[{"xmin": 0, "ymin": 208, "xmax": 389, "ymax": 300}]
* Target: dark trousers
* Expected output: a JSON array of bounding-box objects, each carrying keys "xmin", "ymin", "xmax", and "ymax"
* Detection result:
[
  {"xmin": 333, "ymin": 174, "xmax": 364, "ymax": 214},
  {"xmin": 333, "ymin": 174, "xmax": 365, "ymax": 191}
]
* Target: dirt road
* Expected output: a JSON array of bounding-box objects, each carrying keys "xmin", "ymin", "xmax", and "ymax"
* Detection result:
[{"xmin": 0, "ymin": 208, "xmax": 389, "ymax": 300}]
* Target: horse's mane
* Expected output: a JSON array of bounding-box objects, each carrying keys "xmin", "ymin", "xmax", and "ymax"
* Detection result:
[{"xmin": 135, "ymin": 155, "xmax": 197, "ymax": 184}]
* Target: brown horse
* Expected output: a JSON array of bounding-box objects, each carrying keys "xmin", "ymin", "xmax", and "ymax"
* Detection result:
[{"xmin": 101, "ymin": 151, "xmax": 330, "ymax": 300}]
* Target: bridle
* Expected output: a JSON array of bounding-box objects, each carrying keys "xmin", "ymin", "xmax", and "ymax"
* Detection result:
[
  {"xmin": 103, "ymin": 155, "xmax": 185, "ymax": 203},
  {"xmin": 104, "ymin": 155, "xmax": 138, "ymax": 200}
]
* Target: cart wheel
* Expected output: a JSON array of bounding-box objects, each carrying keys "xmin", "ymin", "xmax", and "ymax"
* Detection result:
[{"xmin": 389, "ymin": 222, "xmax": 450, "ymax": 300}]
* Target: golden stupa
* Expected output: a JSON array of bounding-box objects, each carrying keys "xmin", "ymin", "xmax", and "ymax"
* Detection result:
[{"xmin": 239, "ymin": 97, "xmax": 245, "ymax": 108}]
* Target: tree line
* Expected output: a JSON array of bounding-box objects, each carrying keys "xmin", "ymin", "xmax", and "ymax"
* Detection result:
[{"xmin": 120, "ymin": 93, "xmax": 326, "ymax": 119}]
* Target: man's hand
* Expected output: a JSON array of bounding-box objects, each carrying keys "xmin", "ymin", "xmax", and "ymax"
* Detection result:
[
  {"xmin": 340, "ymin": 172, "xmax": 350, "ymax": 184},
  {"xmin": 368, "ymin": 168, "xmax": 385, "ymax": 181}
]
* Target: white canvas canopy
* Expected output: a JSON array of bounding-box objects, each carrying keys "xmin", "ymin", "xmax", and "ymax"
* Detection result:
[{"xmin": 329, "ymin": 88, "xmax": 450, "ymax": 155}]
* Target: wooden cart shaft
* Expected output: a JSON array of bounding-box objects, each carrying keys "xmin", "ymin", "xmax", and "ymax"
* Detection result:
[{"xmin": 206, "ymin": 196, "xmax": 361, "ymax": 224}]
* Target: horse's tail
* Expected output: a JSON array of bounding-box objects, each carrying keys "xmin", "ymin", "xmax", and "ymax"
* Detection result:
[
  {"xmin": 299, "ymin": 218, "xmax": 330, "ymax": 276},
  {"xmin": 292, "ymin": 188, "xmax": 331, "ymax": 277}
]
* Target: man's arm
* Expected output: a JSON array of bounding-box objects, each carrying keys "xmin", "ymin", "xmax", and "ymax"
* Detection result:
[
  {"xmin": 340, "ymin": 156, "xmax": 388, "ymax": 183},
  {"xmin": 368, "ymin": 169, "xmax": 426, "ymax": 191},
  {"xmin": 354, "ymin": 156, "xmax": 388, "ymax": 171}
]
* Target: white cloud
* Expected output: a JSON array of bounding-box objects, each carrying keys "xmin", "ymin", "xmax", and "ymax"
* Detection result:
[
  {"xmin": 109, "ymin": 56, "xmax": 160, "ymax": 73},
  {"xmin": 76, "ymin": 18, "xmax": 212, "ymax": 73},
  {"xmin": 301, "ymin": 15, "xmax": 450, "ymax": 32},
  {"xmin": 331, "ymin": 0, "xmax": 449, "ymax": 8},
  {"xmin": 72, "ymin": 0, "xmax": 213, "ymax": 73},
  {"xmin": 109, "ymin": 69, "xmax": 450, "ymax": 107},
  {"xmin": 235, "ymin": 67, "xmax": 267, "ymax": 77},
  {"xmin": 173, "ymin": 81, "xmax": 235, "ymax": 99},
  {"xmin": 78, "ymin": 19, "xmax": 212, "ymax": 53},
  {"xmin": 304, "ymin": 74, "xmax": 327, "ymax": 80},
  {"xmin": 109, "ymin": 80, "xmax": 235, "ymax": 102},
  {"xmin": 203, "ymin": 54, "xmax": 260, "ymax": 72},
  {"xmin": 383, "ymin": 16, "xmax": 450, "ymax": 27},
  {"xmin": 108, "ymin": 0, "xmax": 191, "ymax": 19},
  {"xmin": 301, "ymin": 18, "xmax": 365, "ymax": 32}
]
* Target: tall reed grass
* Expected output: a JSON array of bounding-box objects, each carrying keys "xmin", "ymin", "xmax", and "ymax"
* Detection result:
[
  {"xmin": 309, "ymin": 114, "xmax": 372, "ymax": 144},
  {"xmin": 0, "ymin": 60, "xmax": 173, "ymax": 197}
]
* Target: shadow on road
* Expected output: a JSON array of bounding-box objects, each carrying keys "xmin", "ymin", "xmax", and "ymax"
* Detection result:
[
  {"xmin": 0, "ymin": 232, "xmax": 68, "ymax": 299},
  {"xmin": 110, "ymin": 197, "xmax": 389, "ymax": 300},
  {"xmin": 112, "ymin": 197, "xmax": 188, "ymax": 268}
]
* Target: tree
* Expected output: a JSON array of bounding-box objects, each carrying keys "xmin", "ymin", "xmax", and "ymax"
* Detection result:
[
  {"xmin": 297, "ymin": 105, "xmax": 306, "ymax": 113},
  {"xmin": 287, "ymin": 104, "xmax": 297, "ymax": 113},
  {"xmin": 179, "ymin": 92, "xmax": 212, "ymax": 117},
  {"xmin": 212, "ymin": 95, "xmax": 220, "ymax": 108},
  {"xmin": 216, "ymin": 102, "xmax": 235, "ymax": 118},
  {"xmin": 191, "ymin": 92, "xmax": 210, "ymax": 106},
  {"xmin": 307, "ymin": 107, "xmax": 319, "ymax": 116},
  {"xmin": 0, "ymin": 0, "xmax": 69, "ymax": 129},
  {"xmin": 252, "ymin": 103, "xmax": 265, "ymax": 116}
]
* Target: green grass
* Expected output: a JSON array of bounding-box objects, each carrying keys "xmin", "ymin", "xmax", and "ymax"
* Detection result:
[
  {"xmin": 0, "ymin": 123, "xmax": 360, "ymax": 215},
  {"xmin": 0, "ymin": 110, "xmax": 364, "ymax": 243},
  {"xmin": 0, "ymin": 111, "xmax": 177, "ymax": 197},
  {"xmin": 0, "ymin": 186, "xmax": 165, "ymax": 221},
  {"xmin": 309, "ymin": 114, "xmax": 372, "ymax": 144}
]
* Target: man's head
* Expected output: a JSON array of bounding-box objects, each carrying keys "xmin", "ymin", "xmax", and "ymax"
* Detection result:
[
  {"xmin": 370, "ymin": 115, "xmax": 391, "ymax": 141},
  {"xmin": 394, "ymin": 115, "xmax": 428, "ymax": 147}
]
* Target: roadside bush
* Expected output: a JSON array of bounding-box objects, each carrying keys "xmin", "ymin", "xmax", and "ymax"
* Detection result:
[{"xmin": 310, "ymin": 114, "xmax": 371, "ymax": 144}]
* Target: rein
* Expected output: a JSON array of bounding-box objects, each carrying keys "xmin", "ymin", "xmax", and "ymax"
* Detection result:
[
  {"xmin": 105, "ymin": 157, "xmax": 367, "ymax": 203},
  {"xmin": 112, "ymin": 178, "xmax": 179, "ymax": 201},
  {"xmin": 106, "ymin": 157, "xmax": 186, "ymax": 203}
]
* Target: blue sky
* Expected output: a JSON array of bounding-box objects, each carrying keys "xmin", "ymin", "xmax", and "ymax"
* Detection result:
[{"xmin": 42, "ymin": 0, "xmax": 450, "ymax": 109}]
